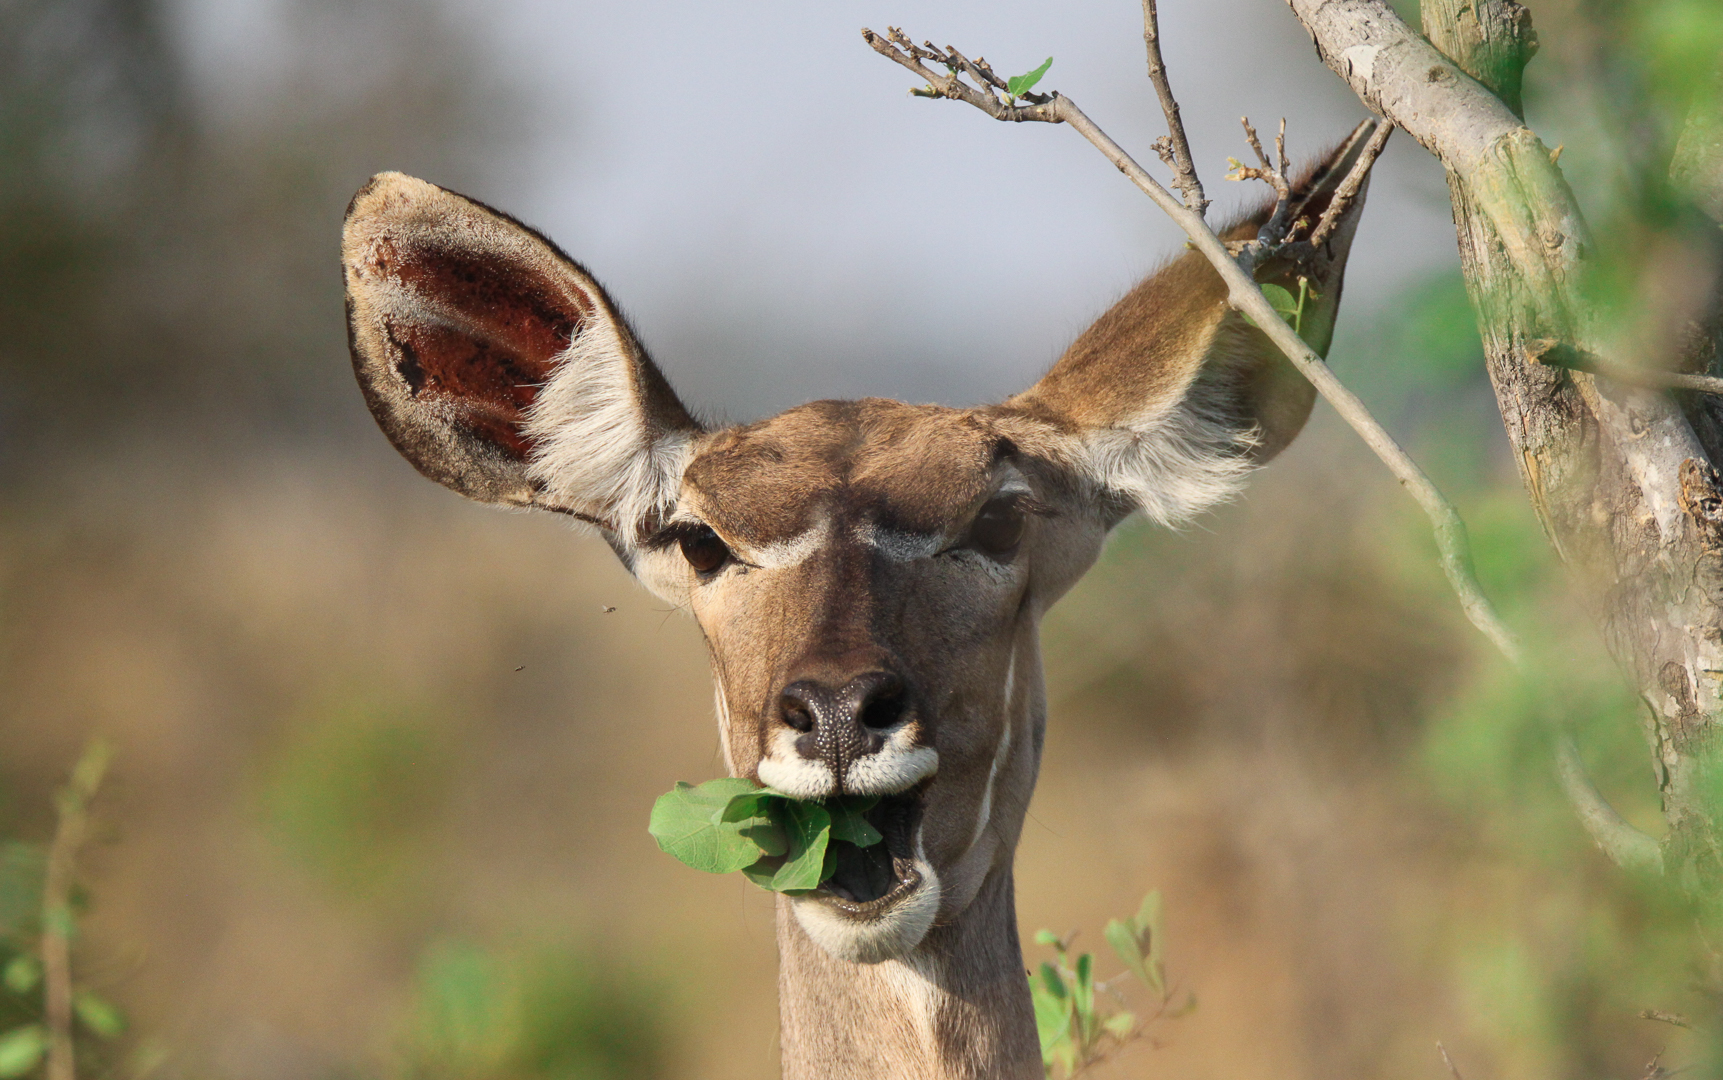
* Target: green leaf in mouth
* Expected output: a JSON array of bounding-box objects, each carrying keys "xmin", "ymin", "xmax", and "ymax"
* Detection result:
[{"xmin": 649, "ymin": 777, "xmax": 886, "ymax": 893}]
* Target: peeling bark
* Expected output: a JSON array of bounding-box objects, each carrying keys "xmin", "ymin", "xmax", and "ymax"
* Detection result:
[{"xmin": 1286, "ymin": 0, "xmax": 1723, "ymax": 892}]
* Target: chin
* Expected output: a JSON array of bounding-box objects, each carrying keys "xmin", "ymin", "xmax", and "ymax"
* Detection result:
[
  {"xmin": 790, "ymin": 859, "xmax": 942, "ymax": 964},
  {"xmin": 790, "ymin": 790, "xmax": 943, "ymax": 963}
]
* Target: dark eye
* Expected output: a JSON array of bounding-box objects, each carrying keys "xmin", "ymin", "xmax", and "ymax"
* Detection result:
[
  {"xmin": 968, "ymin": 498, "xmax": 1025, "ymax": 559},
  {"xmin": 679, "ymin": 526, "xmax": 731, "ymax": 574}
]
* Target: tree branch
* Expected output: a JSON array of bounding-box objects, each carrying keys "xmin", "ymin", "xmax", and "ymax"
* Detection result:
[
  {"xmin": 863, "ymin": 26, "xmax": 1522, "ymax": 665},
  {"xmin": 1555, "ymin": 733, "xmax": 1663, "ymax": 874},
  {"xmin": 1308, "ymin": 119, "xmax": 1394, "ymax": 250},
  {"xmin": 860, "ymin": 29, "xmax": 1060, "ymax": 122},
  {"xmin": 1437, "ymin": 1042, "xmax": 1467, "ymax": 1080},
  {"xmin": 1531, "ymin": 339, "xmax": 1723, "ymax": 397},
  {"xmin": 1229, "ymin": 116, "xmax": 1298, "ymax": 246},
  {"xmin": 1139, "ymin": 0, "xmax": 1206, "ymax": 216},
  {"xmin": 1278, "ymin": 0, "xmax": 1699, "ymax": 884}
]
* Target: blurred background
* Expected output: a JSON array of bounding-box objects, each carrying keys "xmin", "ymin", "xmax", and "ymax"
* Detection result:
[{"xmin": 0, "ymin": 0, "xmax": 1717, "ymax": 1077}]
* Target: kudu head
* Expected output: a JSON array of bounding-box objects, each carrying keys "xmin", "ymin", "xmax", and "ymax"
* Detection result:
[{"xmin": 342, "ymin": 130, "xmax": 1369, "ymax": 967}]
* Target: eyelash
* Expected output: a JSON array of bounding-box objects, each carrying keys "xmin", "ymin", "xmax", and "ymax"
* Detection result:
[{"xmin": 644, "ymin": 521, "xmax": 757, "ymax": 577}]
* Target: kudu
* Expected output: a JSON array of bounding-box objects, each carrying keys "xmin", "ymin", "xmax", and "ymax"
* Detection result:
[{"xmin": 342, "ymin": 124, "xmax": 1373, "ymax": 1079}]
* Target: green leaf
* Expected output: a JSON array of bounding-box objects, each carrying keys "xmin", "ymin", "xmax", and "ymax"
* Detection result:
[
  {"xmin": 0, "ymin": 845, "xmax": 43, "ymax": 939},
  {"xmin": 720, "ymin": 793, "xmax": 789, "ymax": 857},
  {"xmin": 1102, "ymin": 1011, "xmax": 1137, "ymax": 1039},
  {"xmin": 648, "ymin": 780, "xmax": 768, "ymax": 875},
  {"xmin": 1072, "ymin": 953, "xmax": 1096, "ymax": 1045},
  {"xmin": 1007, "ymin": 56, "xmax": 1053, "ymax": 97},
  {"xmin": 695, "ymin": 777, "xmax": 766, "ymax": 805},
  {"xmin": 1028, "ymin": 966, "xmax": 1072, "ymax": 1058},
  {"xmin": 1051, "ymin": 1039, "xmax": 1078, "ymax": 1075},
  {"xmin": 1132, "ymin": 891, "xmax": 1167, "ymax": 996},
  {"xmin": 1259, "ymin": 282, "xmax": 1297, "ymax": 314},
  {"xmin": 1, "ymin": 956, "xmax": 39, "ymax": 995},
  {"xmin": 1034, "ymin": 929, "xmax": 1064, "ymax": 948},
  {"xmin": 826, "ymin": 797, "xmax": 882, "ymax": 848},
  {"xmin": 0, "ymin": 1026, "xmax": 45, "ymax": 1079},
  {"xmin": 1104, "ymin": 918, "xmax": 1146, "ymax": 985},
  {"xmin": 1135, "ymin": 891, "xmax": 1165, "ymax": 964},
  {"xmin": 1243, "ymin": 283, "xmax": 1304, "ymax": 333},
  {"xmin": 74, "ymin": 990, "xmax": 125, "ymax": 1039},
  {"xmin": 653, "ymin": 778, "xmax": 882, "ymax": 893},
  {"xmin": 769, "ymin": 801, "xmax": 833, "ymax": 891}
]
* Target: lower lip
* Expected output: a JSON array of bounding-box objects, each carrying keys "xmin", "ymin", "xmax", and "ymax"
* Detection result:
[{"xmin": 817, "ymin": 859, "xmax": 923, "ymax": 916}]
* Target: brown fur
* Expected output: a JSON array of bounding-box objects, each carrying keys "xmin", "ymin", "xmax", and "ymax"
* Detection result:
[{"xmin": 340, "ymin": 130, "xmax": 1372, "ymax": 1079}]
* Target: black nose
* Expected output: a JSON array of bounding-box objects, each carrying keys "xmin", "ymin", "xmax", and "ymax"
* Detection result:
[{"xmin": 777, "ymin": 671, "xmax": 908, "ymax": 774}]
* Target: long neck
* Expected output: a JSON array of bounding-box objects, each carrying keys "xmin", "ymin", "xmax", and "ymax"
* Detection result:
[{"xmin": 774, "ymin": 863, "xmax": 1041, "ymax": 1080}]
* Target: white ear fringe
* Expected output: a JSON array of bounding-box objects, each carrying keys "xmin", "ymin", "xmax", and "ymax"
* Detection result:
[
  {"xmin": 522, "ymin": 307, "xmax": 692, "ymax": 546},
  {"xmin": 1080, "ymin": 409, "xmax": 1258, "ymax": 527},
  {"xmin": 1078, "ymin": 327, "xmax": 1264, "ymax": 527}
]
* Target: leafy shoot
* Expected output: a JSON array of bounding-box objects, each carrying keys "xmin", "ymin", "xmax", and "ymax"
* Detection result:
[
  {"xmin": 1028, "ymin": 891, "xmax": 1195, "ymax": 1078},
  {"xmin": 648, "ymin": 778, "xmax": 882, "ymax": 894}
]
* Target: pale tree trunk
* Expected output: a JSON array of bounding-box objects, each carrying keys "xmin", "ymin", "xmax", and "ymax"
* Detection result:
[{"xmin": 1285, "ymin": 0, "xmax": 1723, "ymax": 896}]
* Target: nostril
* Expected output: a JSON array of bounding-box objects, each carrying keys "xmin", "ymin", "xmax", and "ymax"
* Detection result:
[
  {"xmin": 859, "ymin": 694, "xmax": 903, "ymax": 730},
  {"xmin": 779, "ymin": 692, "xmax": 816, "ymax": 733},
  {"xmin": 857, "ymin": 675, "xmax": 907, "ymax": 730}
]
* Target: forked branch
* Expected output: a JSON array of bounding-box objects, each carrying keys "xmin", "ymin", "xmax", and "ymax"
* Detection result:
[
  {"xmin": 1139, "ymin": 0, "xmax": 1206, "ymax": 215},
  {"xmin": 862, "ymin": 24, "xmax": 1521, "ymax": 665},
  {"xmin": 860, "ymin": 28, "xmax": 1060, "ymax": 122},
  {"xmin": 1308, "ymin": 118, "xmax": 1393, "ymax": 249},
  {"xmin": 1228, "ymin": 117, "xmax": 1296, "ymax": 245}
]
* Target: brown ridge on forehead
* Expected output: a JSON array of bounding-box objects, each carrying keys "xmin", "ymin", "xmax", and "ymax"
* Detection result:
[
  {"xmin": 848, "ymin": 404, "xmax": 998, "ymax": 531},
  {"xmin": 683, "ymin": 398, "xmax": 1002, "ymax": 544}
]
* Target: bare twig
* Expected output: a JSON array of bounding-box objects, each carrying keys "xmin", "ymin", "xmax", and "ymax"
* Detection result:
[
  {"xmin": 1139, "ymin": 0, "xmax": 1206, "ymax": 215},
  {"xmin": 861, "ymin": 29, "xmax": 1058, "ymax": 121},
  {"xmin": 1531, "ymin": 339, "xmax": 1723, "ymax": 396},
  {"xmin": 1639, "ymin": 1009, "xmax": 1692, "ymax": 1029},
  {"xmin": 43, "ymin": 738, "xmax": 113, "ymax": 1080},
  {"xmin": 863, "ymin": 25, "xmax": 1522, "ymax": 665},
  {"xmin": 1309, "ymin": 119, "xmax": 1394, "ymax": 249},
  {"xmin": 1555, "ymin": 734, "xmax": 1663, "ymax": 873},
  {"xmin": 1438, "ymin": 1042, "xmax": 1466, "ymax": 1080},
  {"xmin": 1229, "ymin": 117, "xmax": 1297, "ymax": 245}
]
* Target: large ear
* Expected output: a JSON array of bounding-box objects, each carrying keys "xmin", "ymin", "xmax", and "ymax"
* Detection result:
[
  {"xmin": 343, "ymin": 172, "xmax": 701, "ymax": 539},
  {"xmin": 1009, "ymin": 122, "xmax": 1377, "ymax": 526}
]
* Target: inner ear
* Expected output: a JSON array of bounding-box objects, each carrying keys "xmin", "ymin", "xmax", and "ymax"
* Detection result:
[
  {"xmin": 344, "ymin": 172, "xmax": 700, "ymax": 526},
  {"xmin": 373, "ymin": 235, "xmax": 588, "ymax": 460}
]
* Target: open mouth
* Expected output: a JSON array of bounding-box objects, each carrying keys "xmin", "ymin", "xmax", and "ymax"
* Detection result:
[{"xmin": 817, "ymin": 790, "xmax": 924, "ymax": 913}]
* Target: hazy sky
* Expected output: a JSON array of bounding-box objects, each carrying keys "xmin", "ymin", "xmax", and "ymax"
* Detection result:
[{"xmin": 176, "ymin": 0, "xmax": 1463, "ymax": 422}]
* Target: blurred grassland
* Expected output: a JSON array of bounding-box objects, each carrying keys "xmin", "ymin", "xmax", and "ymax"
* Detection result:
[{"xmin": 1, "ymin": 1, "xmax": 1722, "ymax": 1078}]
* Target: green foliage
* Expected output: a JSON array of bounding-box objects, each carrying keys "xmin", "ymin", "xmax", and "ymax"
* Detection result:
[
  {"xmin": 0, "ymin": 848, "xmax": 41, "ymax": 942},
  {"xmin": 399, "ymin": 937, "xmax": 670, "ymax": 1080},
  {"xmin": 259, "ymin": 697, "xmax": 455, "ymax": 901},
  {"xmin": 738, "ymin": 800, "xmax": 831, "ymax": 893},
  {"xmin": 0, "ymin": 740, "xmax": 131, "ymax": 1079},
  {"xmin": 648, "ymin": 778, "xmax": 879, "ymax": 894},
  {"xmin": 0, "ymin": 1026, "xmax": 45, "ymax": 1079},
  {"xmin": 1242, "ymin": 277, "xmax": 1318, "ymax": 337},
  {"xmin": 0, "ymin": 959, "xmax": 37, "ymax": 998},
  {"xmin": 1027, "ymin": 893, "xmax": 1192, "ymax": 1078},
  {"xmin": 71, "ymin": 992, "xmax": 122, "ymax": 1040},
  {"xmin": 647, "ymin": 780, "xmax": 767, "ymax": 876},
  {"xmin": 1007, "ymin": 57, "xmax": 1053, "ymax": 98},
  {"xmin": 1102, "ymin": 892, "xmax": 1164, "ymax": 997}
]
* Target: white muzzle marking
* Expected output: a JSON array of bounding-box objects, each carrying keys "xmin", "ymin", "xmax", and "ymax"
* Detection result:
[{"xmin": 756, "ymin": 724, "xmax": 939, "ymax": 799}]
